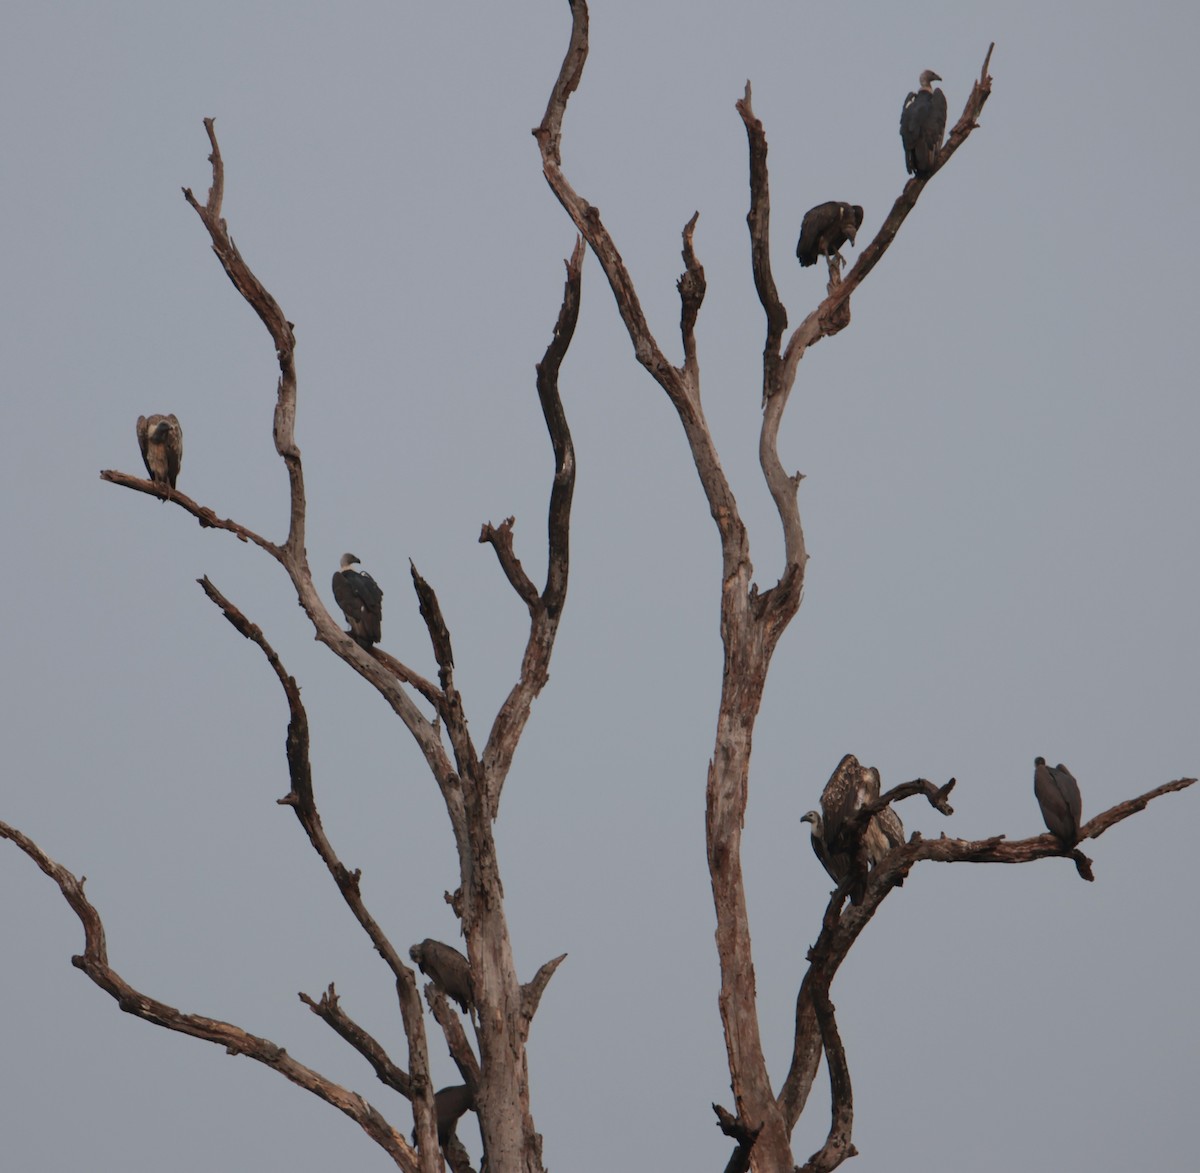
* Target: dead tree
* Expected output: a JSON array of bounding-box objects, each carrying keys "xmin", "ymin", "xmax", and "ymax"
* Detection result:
[
  {"xmin": 3, "ymin": 113, "xmax": 577, "ymax": 1173},
  {"xmin": 534, "ymin": 3, "xmax": 1194, "ymax": 1171},
  {"xmin": 0, "ymin": 8, "xmax": 1195, "ymax": 1173}
]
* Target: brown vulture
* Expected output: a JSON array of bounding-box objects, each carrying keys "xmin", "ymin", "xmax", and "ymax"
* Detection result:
[
  {"xmin": 409, "ymin": 938, "xmax": 474, "ymax": 1014},
  {"xmin": 802, "ymin": 754, "xmax": 904, "ymax": 903},
  {"xmin": 858, "ymin": 763, "xmax": 905, "ymax": 868},
  {"xmin": 900, "ymin": 70, "xmax": 948, "ymax": 177},
  {"xmin": 795, "ymin": 202, "xmax": 864, "ymax": 268},
  {"xmin": 1034, "ymin": 756, "xmax": 1083, "ymax": 847},
  {"xmin": 332, "ymin": 553, "xmax": 383, "ymax": 647},
  {"xmin": 136, "ymin": 413, "xmax": 183, "ymax": 493}
]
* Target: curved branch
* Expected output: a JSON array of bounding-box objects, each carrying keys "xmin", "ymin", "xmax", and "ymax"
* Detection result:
[
  {"xmin": 798, "ymin": 987, "xmax": 855, "ymax": 1173},
  {"xmin": 182, "ymin": 117, "xmax": 303, "ymax": 559},
  {"xmin": 99, "ymin": 470, "xmax": 282, "ymax": 558},
  {"xmin": 196, "ymin": 576, "xmax": 439, "ymax": 1156},
  {"xmin": 479, "ymin": 239, "xmax": 583, "ymax": 816},
  {"xmin": 0, "ymin": 820, "xmax": 418, "ymax": 1172}
]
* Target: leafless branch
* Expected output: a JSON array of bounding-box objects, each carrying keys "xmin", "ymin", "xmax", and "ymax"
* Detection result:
[
  {"xmin": 98, "ymin": 470, "xmax": 282, "ymax": 554},
  {"xmin": 424, "ymin": 986, "xmax": 482, "ymax": 1088},
  {"xmin": 478, "ymin": 238, "xmax": 583, "ymax": 817},
  {"xmin": 181, "ymin": 116, "xmax": 303, "ymax": 557},
  {"xmin": 410, "ymin": 562, "xmax": 457, "ymax": 690},
  {"xmin": 0, "ymin": 820, "xmax": 418, "ymax": 1171},
  {"xmin": 519, "ymin": 953, "xmax": 568, "ymax": 1032},
  {"xmin": 194, "ymin": 576, "xmax": 440, "ymax": 1160},
  {"xmin": 300, "ymin": 984, "xmax": 412, "ymax": 1098},
  {"xmin": 678, "ymin": 212, "xmax": 706, "ymax": 381},
  {"xmin": 798, "ymin": 986, "xmax": 855, "ymax": 1173}
]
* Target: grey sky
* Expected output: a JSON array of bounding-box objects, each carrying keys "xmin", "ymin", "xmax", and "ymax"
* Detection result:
[{"xmin": 2, "ymin": 2, "xmax": 1196, "ymax": 1170}]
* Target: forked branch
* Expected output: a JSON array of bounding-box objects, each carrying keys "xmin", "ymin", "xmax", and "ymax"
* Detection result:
[{"xmin": 0, "ymin": 819, "xmax": 418, "ymax": 1172}]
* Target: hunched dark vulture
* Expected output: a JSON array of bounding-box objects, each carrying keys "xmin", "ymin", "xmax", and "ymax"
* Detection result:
[
  {"xmin": 136, "ymin": 413, "xmax": 183, "ymax": 492},
  {"xmin": 332, "ymin": 552, "xmax": 383, "ymax": 647},
  {"xmin": 409, "ymin": 938, "xmax": 474, "ymax": 1015},
  {"xmin": 900, "ymin": 69, "xmax": 948, "ymax": 177},
  {"xmin": 411, "ymin": 1084, "xmax": 476, "ymax": 1149},
  {"xmin": 796, "ymin": 201, "xmax": 865, "ymax": 268},
  {"xmin": 1034, "ymin": 756, "xmax": 1083, "ymax": 847}
]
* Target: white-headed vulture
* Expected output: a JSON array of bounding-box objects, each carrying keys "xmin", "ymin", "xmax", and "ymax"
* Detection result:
[
  {"xmin": 333, "ymin": 552, "xmax": 383, "ymax": 647},
  {"xmin": 900, "ymin": 70, "xmax": 948, "ymax": 177}
]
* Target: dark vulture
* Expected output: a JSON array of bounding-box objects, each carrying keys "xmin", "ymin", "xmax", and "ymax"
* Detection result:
[
  {"xmin": 900, "ymin": 69, "xmax": 948, "ymax": 177},
  {"xmin": 409, "ymin": 938, "xmax": 474, "ymax": 1015},
  {"xmin": 796, "ymin": 202, "xmax": 865, "ymax": 268},
  {"xmin": 332, "ymin": 552, "xmax": 383, "ymax": 647},
  {"xmin": 1034, "ymin": 756, "xmax": 1083, "ymax": 847},
  {"xmin": 136, "ymin": 413, "xmax": 183, "ymax": 492},
  {"xmin": 802, "ymin": 754, "xmax": 904, "ymax": 903},
  {"xmin": 412, "ymin": 1084, "xmax": 476, "ymax": 1148}
]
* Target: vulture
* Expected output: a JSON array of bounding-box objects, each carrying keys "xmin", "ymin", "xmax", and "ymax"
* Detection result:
[
  {"xmin": 1034, "ymin": 756, "xmax": 1083, "ymax": 847},
  {"xmin": 136, "ymin": 413, "xmax": 183, "ymax": 492},
  {"xmin": 802, "ymin": 754, "xmax": 904, "ymax": 903},
  {"xmin": 409, "ymin": 938, "xmax": 474, "ymax": 1015},
  {"xmin": 412, "ymin": 1084, "xmax": 476, "ymax": 1148},
  {"xmin": 859, "ymin": 763, "xmax": 905, "ymax": 869},
  {"xmin": 900, "ymin": 70, "xmax": 948, "ymax": 177},
  {"xmin": 332, "ymin": 553, "xmax": 383, "ymax": 647},
  {"xmin": 796, "ymin": 201, "xmax": 865, "ymax": 268}
]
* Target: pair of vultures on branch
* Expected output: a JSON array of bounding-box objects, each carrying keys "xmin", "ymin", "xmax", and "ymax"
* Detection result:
[
  {"xmin": 409, "ymin": 939, "xmax": 477, "ymax": 1149},
  {"xmin": 134, "ymin": 426, "xmax": 381, "ymax": 655},
  {"xmin": 133, "ymin": 418, "xmax": 386, "ymax": 649},
  {"xmin": 801, "ymin": 754, "xmax": 1085, "ymax": 902},
  {"xmin": 795, "ymin": 70, "xmax": 947, "ymax": 270}
]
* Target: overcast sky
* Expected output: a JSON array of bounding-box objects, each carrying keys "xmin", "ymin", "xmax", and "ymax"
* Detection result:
[{"xmin": 2, "ymin": 2, "xmax": 1197, "ymax": 1170}]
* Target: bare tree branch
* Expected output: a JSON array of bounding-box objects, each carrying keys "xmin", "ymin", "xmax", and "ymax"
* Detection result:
[
  {"xmin": 193, "ymin": 576, "xmax": 442, "ymax": 1164},
  {"xmin": 478, "ymin": 238, "xmax": 583, "ymax": 818},
  {"xmin": 519, "ymin": 953, "xmax": 568, "ymax": 1034},
  {"xmin": 0, "ymin": 820, "xmax": 419, "ymax": 1172},
  {"xmin": 300, "ymin": 983, "xmax": 412, "ymax": 1098},
  {"xmin": 798, "ymin": 987, "xmax": 855, "ymax": 1173}
]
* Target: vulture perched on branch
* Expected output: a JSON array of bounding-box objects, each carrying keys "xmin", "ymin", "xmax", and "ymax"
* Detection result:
[
  {"xmin": 136, "ymin": 413, "xmax": 183, "ymax": 492},
  {"xmin": 412, "ymin": 1084, "xmax": 476, "ymax": 1148},
  {"xmin": 409, "ymin": 938, "xmax": 474, "ymax": 1014},
  {"xmin": 802, "ymin": 754, "xmax": 904, "ymax": 904},
  {"xmin": 1034, "ymin": 757, "xmax": 1083, "ymax": 847},
  {"xmin": 900, "ymin": 69, "xmax": 948, "ymax": 177},
  {"xmin": 332, "ymin": 553, "xmax": 383, "ymax": 647},
  {"xmin": 795, "ymin": 201, "xmax": 864, "ymax": 268}
]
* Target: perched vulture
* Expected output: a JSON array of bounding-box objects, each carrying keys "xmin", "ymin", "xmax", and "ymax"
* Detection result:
[
  {"xmin": 900, "ymin": 70, "xmax": 948, "ymax": 177},
  {"xmin": 796, "ymin": 201, "xmax": 865, "ymax": 268},
  {"xmin": 136, "ymin": 413, "xmax": 183, "ymax": 492},
  {"xmin": 800, "ymin": 809, "xmax": 845, "ymax": 888},
  {"xmin": 409, "ymin": 938, "xmax": 474, "ymax": 1015},
  {"xmin": 1034, "ymin": 756, "xmax": 1083, "ymax": 847},
  {"xmin": 802, "ymin": 754, "xmax": 904, "ymax": 903},
  {"xmin": 332, "ymin": 553, "xmax": 383, "ymax": 647},
  {"xmin": 858, "ymin": 764, "xmax": 905, "ymax": 869},
  {"xmin": 412, "ymin": 1084, "xmax": 476, "ymax": 1148}
]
